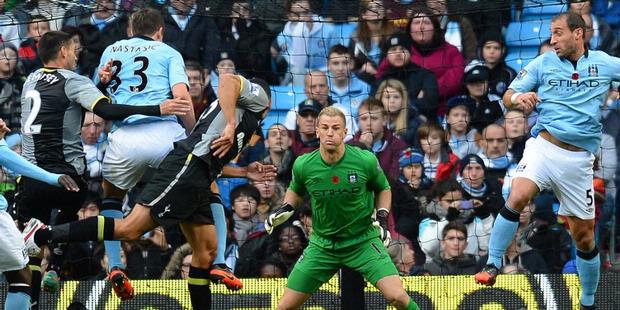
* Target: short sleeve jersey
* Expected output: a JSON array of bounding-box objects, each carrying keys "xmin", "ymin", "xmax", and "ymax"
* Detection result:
[
  {"xmin": 288, "ymin": 145, "xmax": 390, "ymax": 244},
  {"xmin": 176, "ymin": 76, "xmax": 269, "ymax": 178},
  {"xmin": 21, "ymin": 68, "xmax": 105, "ymax": 175},
  {"xmin": 95, "ymin": 36, "xmax": 189, "ymax": 129},
  {"xmin": 509, "ymin": 50, "xmax": 620, "ymax": 153}
]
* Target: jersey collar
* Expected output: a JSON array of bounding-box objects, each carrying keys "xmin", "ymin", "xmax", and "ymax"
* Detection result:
[{"xmin": 132, "ymin": 35, "xmax": 153, "ymax": 41}]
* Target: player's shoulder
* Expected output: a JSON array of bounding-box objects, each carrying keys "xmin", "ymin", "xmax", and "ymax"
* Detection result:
[
  {"xmin": 56, "ymin": 69, "xmax": 87, "ymax": 82},
  {"xmin": 345, "ymin": 144, "xmax": 376, "ymax": 162},
  {"xmin": 296, "ymin": 149, "xmax": 321, "ymax": 164},
  {"xmin": 588, "ymin": 49, "xmax": 614, "ymax": 61}
]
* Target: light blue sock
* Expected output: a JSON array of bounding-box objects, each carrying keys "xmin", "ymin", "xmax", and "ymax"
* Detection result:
[
  {"xmin": 210, "ymin": 202, "xmax": 227, "ymax": 266},
  {"xmin": 486, "ymin": 208, "xmax": 520, "ymax": 269},
  {"xmin": 5, "ymin": 291, "xmax": 30, "ymax": 310},
  {"xmin": 101, "ymin": 208, "xmax": 125, "ymax": 271},
  {"xmin": 576, "ymin": 249, "xmax": 600, "ymax": 306}
]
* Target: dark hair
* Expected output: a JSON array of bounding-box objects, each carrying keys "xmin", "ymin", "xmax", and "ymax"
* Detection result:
[
  {"xmin": 230, "ymin": 183, "xmax": 261, "ymax": 206},
  {"xmin": 442, "ymin": 221, "xmax": 467, "ymax": 239},
  {"xmin": 432, "ymin": 179, "xmax": 463, "ymax": 200},
  {"xmin": 272, "ymin": 223, "xmax": 308, "ymax": 248},
  {"xmin": 286, "ymin": 0, "xmax": 314, "ymax": 13},
  {"xmin": 358, "ymin": 97, "xmax": 386, "ymax": 116},
  {"xmin": 38, "ymin": 31, "xmax": 73, "ymax": 64},
  {"xmin": 407, "ymin": 6, "xmax": 445, "ymax": 46},
  {"xmin": 328, "ymin": 44, "xmax": 352, "ymax": 60},
  {"xmin": 185, "ymin": 60, "xmax": 203, "ymax": 79},
  {"xmin": 61, "ymin": 25, "xmax": 79, "ymax": 37},
  {"xmin": 552, "ymin": 12, "xmax": 586, "ymax": 39},
  {"xmin": 131, "ymin": 8, "xmax": 163, "ymax": 36},
  {"xmin": 417, "ymin": 122, "xmax": 446, "ymax": 145},
  {"xmin": 250, "ymin": 77, "xmax": 272, "ymax": 100}
]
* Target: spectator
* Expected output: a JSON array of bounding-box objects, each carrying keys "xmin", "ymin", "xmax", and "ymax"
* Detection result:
[
  {"xmin": 424, "ymin": 221, "xmax": 479, "ymax": 275},
  {"xmin": 417, "ymin": 122, "xmax": 459, "ymax": 182},
  {"xmin": 388, "ymin": 236, "xmax": 418, "ymax": 275},
  {"xmin": 459, "ymin": 63, "xmax": 505, "ymax": 133},
  {"xmin": 457, "ymin": 154, "xmax": 505, "ymax": 215},
  {"xmin": 284, "ymin": 71, "xmax": 335, "ymax": 127},
  {"xmin": 186, "ymin": 61, "xmax": 216, "ymax": 119},
  {"xmin": 125, "ymin": 228, "xmax": 172, "ymax": 280},
  {"xmin": 263, "ymin": 124, "xmax": 294, "ymax": 183},
  {"xmin": 0, "ymin": 1, "xmax": 20, "ymax": 46},
  {"xmin": 503, "ymin": 109, "xmax": 529, "ymax": 163},
  {"xmin": 163, "ymin": 0, "xmax": 221, "ymax": 74},
  {"xmin": 216, "ymin": 0, "xmax": 276, "ymax": 84},
  {"xmin": 569, "ymin": 0, "xmax": 618, "ymax": 54},
  {"xmin": 81, "ymin": 111, "xmax": 107, "ymax": 195},
  {"xmin": 352, "ymin": 97, "xmax": 407, "ymax": 179},
  {"xmin": 93, "ymin": 245, "xmax": 128, "ymax": 280},
  {"xmin": 477, "ymin": 124, "xmax": 512, "ymax": 184},
  {"xmin": 267, "ymin": 223, "xmax": 308, "ymax": 276},
  {"xmin": 374, "ymin": 32, "xmax": 440, "ymax": 121},
  {"xmin": 297, "ymin": 202, "xmax": 313, "ymax": 237},
  {"xmin": 14, "ymin": 0, "xmax": 75, "ymax": 33},
  {"xmin": 63, "ymin": 197, "xmax": 103, "ymax": 280},
  {"xmin": 445, "ymin": 96, "xmax": 479, "ymax": 159},
  {"xmin": 259, "ymin": 259, "xmax": 287, "ymax": 278},
  {"xmin": 328, "ymin": 44, "xmax": 371, "ymax": 118},
  {"xmin": 350, "ymin": 0, "xmax": 393, "ymax": 83},
  {"xmin": 18, "ymin": 15, "xmax": 50, "ymax": 74},
  {"xmin": 161, "ymin": 243, "xmax": 192, "ymax": 279},
  {"xmin": 377, "ymin": 6, "xmax": 464, "ymax": 115},
  {"xmin": 425, "ymin": 0, "xmax": 478, "ymax": 62},
  {"xmin": 538, "ymin": 39, "xmax": 554, "ymax": 55},
  {"xmin": 252, "ymin": 179, "xmax": 286, "ymax": 225},
  {"xmin": 375, "ymin": 79, "xmax": 423, "ymax": 146},
  {"xmin": 478, "ymin": 31, "xmax": 516, "ymax": 98},
  {"xmin": 273, "ymin": 0, "xmax": 340, "ymax": 86},
  {"xmin": 289, "ymin": 99, "xmax": 320, "ymax": 157},
  {"xmin": 419, "ymin": 179, "xmax": 493, "ymax": 261},
  {"xmin": 499, "ymin": 203, "xmax": 550, "ymax": 274},
  {"xmin": 231, "ymin": 183, "xmax": 262, "ymax": 246},
  {"xmin": 0, "ymin": 42, "xmax": 23, "ymax": 132},
  {"xmin": 210, "ymin": 50, "xmax": 239, "ymax": 95}
]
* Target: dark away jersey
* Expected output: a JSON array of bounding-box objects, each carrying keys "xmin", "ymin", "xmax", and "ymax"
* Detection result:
[
  {"xmin": 20, "ymin": 68, "xmax": 105, "ymax": 175},
  {"xmin": 176, "ymin": 76, "xmax": 269, "ymax": 179},
  {"xmin": 288, "ymin": 145, "xmax": 391, "ymax": 245}
]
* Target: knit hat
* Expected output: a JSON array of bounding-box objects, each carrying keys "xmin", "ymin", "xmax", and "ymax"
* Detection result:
[
  {"xmin": 446, "ymin": 95, "xmax": 476, "ymax": 116},
  {"xmin": 382, "ymin": 32, "xmax": 413, "ymax": 55},
  {"xmin": 399, "ymin": 148, "xmax": 424, "ymax": 168},
  {"xmin": 459, "ymin": 154, "xmax": 486, "ymax": 174}
]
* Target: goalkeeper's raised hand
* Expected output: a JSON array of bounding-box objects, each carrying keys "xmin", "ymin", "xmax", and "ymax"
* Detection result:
[
  {"xmin": 265, "ymin": 203, "xmax": 295, "ymax": 234},
  {"xmin": 373, "ymin": 208, "xmax": 391, "ymax": 247}
]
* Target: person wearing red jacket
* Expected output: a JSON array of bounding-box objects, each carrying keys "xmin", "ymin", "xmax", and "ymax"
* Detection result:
[{"xmin": 417, "ymin": 122, "xmax": 459, "ymax": 182}]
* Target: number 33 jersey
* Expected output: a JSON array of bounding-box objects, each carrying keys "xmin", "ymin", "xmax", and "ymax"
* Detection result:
[
  {"xmin": 95, "ymin": 35, "xmax": 189, "ymax": 128},
  {"xmin": 21, "ymin": 68, "xmax": 105, "ymax": 175}
]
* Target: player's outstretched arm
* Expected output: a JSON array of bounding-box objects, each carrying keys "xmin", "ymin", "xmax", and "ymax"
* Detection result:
[
  {"xmin": 91, "ymin": 97, "xmax": 192, "ymax": 120},
  {"xmin": 211, "ymin": 74, "xmax": 241, "ymax": 158},
  {"xmin": 265, "ymin": 189, "xmax": 303, "ymax": 234},
  {"xmin": 172, "ymin": 83, "xmax": 196, "ymax": 134},
  {"xmin": 0, "ymin": 122, "xmax": 78, "ymax": 191}
]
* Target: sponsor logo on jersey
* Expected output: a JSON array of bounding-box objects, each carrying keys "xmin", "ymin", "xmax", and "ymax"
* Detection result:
[
  {"xmin": 236, "ymin": 132, "xmax": 245, "ymax": 152},
  {"xmin": 547, "ymin": 79, "xmax": 600, "ymax": 88},
  {"xmin": 515, "ymin": 163, "xmax": 527, "ymax": 173},
  {"xmin": 310, "ymin": 186, "xmax": 361, "ymax": 198},
  {"xmin": 517, "ymin": 69, "xmax": 527, "ymax": 80}
]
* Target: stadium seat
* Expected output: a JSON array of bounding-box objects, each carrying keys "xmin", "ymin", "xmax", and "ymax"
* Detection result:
[
  {"xmin": 505, "ymin": 19, "xmax": 552, "ymax": 48},
  {"xmin": 262, "ymin": 110, "xmax": 289, "ymax": 136},
  {"xmin": 505, "ymin": 47, "xmax": 539, "ymax": 71},
  {"xmin": 270, "ymin": 85, "xmax": 306, "ymax": 111},
  {"xmin": 520, "ymin": 0, "xmax": 567, "ymax": 21}
]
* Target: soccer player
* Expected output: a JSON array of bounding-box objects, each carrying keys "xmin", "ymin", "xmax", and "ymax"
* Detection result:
[
  {"xmin": 474, "ymin": 12, "xmax": 620, "ymax": 310},
  {"xmin": 17, "ymin": 30, "xmax": 189, "ymax": 309},
  {"xmin": 264, "ymin": 106, "xmax": 420, "ymax": 310},
  {"xmin": 0, "ymin": 119, "xmax": 78, "ymax": 310},
  {"xmin": 93, "ymin": 8, "xmax": 197, "ymax": 299},
  {"xmin": 23, "ymin": 73, "xmax": 272, "ymax": 310}
]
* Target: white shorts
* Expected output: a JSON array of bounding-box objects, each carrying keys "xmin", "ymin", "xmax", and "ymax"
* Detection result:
[
  {"xmin": 103, "ymin": 121, "xmax": 186, "ymax": 190},
  {"xmin": 0, "ymin": 211, "xmax": 28, "ymax": 273},
  {"xmin": 513, "ymin": 136, "xmax": 595, "ymax": 220}
]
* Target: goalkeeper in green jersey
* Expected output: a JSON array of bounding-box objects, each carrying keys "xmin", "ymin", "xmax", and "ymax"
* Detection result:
[{"xmin": 265, "ymin": 107, "xmax": 420, "ymax": 310}]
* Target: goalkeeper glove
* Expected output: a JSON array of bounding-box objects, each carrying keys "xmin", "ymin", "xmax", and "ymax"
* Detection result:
[
  {"xmin": 373, "ymin": 208, "xmax": 391, "ymax": 247},
  {"xmin": 265, "ymin": 203, "xmax": 295, "ymax": 234}
]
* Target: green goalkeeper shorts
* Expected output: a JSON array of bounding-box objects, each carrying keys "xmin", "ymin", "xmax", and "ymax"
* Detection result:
[{"xmin": 286, "ymin": 236, "xmax": 398, "ymax": 294}]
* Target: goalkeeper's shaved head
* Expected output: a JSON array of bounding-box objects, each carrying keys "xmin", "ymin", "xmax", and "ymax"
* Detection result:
[{"xmin": 316, "ymin": 106, "xmax": 346, "ymax": 128}]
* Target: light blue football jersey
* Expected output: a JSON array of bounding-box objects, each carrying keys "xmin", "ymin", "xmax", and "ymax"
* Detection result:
[
  {"xmin": 95, "ymin": 36, "xmax": 189, "ymax": 129},
  {"xmin": 509, "ymin": 50, "xmax": 620, "ymax": 153}
]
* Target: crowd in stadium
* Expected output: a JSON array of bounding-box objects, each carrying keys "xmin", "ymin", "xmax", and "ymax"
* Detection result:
[{"xmin": 0, "ymin": 0, "xmax": 619, "ymax": 288}]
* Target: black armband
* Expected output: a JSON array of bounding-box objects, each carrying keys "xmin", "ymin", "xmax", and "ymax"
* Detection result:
[{"xmin": 92, "ymin": 98, "xmax": 161, "ymax": 120}]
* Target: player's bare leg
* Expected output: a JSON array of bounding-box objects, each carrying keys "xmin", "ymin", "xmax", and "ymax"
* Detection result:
[
  {"xmin": 180, "ymin": 222, "xmax": 217, "ymax": 310},
  {"xmin": 475, "ymin": 177, "xmax": 538, "ymax": 286},
  {"xmin": 276, "ymin": 288, "xmax": 312, "ymax": 310},
  {"xmin": 375, "ymin": 275, "xmax": 419, "ymax": 310}
]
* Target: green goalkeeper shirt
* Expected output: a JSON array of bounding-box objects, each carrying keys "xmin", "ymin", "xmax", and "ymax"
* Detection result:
[{"xmin": 289, "ymin": 145, "xmax": 390, "ymax": 249}]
